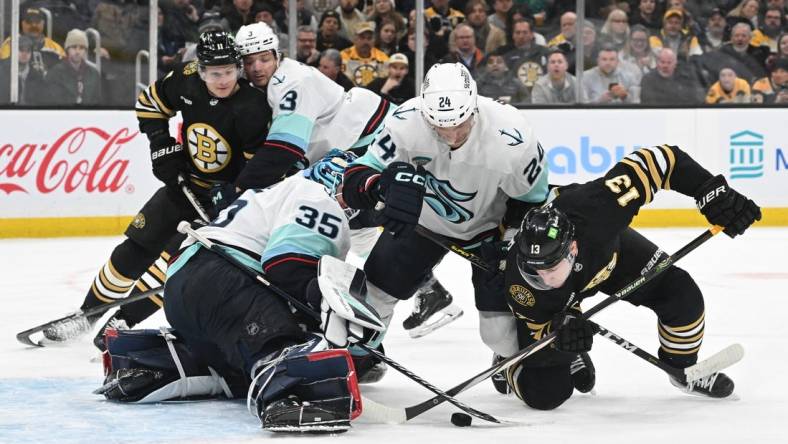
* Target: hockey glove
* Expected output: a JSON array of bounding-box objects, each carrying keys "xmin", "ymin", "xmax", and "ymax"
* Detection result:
[
  {"xmin": 210, "ymin": 182, "xmax": 240, "ymax": 217},
  {"xmin": 321, "ymin": 298, "xmax": 382, "ymax": 349},
  {"xmin": 150, "ymin": 137, "xmax": 186, "ymax": 187},
  {"xmin": 695, "ymin": 175, "xmax": 761, "ymax": 238},
  {"xmin": 375, "ymin": 162, "xmax": 426, "ymax": 237},
  {"xmin": 552, "ymin": 312, "xmax": 599, "ymax": 353}
]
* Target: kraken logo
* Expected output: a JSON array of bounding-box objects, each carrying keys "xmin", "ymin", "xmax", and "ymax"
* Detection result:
[
  {"xmin": 186, "ymin": 123, "xmax": 232, "ymax": 173},
  {"xmin": 423, "ymin": 173, "xmax": 476, "ymax": 223}
]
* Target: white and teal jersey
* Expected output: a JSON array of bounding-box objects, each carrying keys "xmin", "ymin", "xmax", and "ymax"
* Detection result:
[
  {"xmin": 354, "ymin": 96, "xmax": 549, "ymax": 240},
  {"xmin": 171, "ymin": 174, "xmax": 351, "ymax": 275},
  {"xmin": 266, "ymin": 58, "xmax": 392, "ymax": 163}
]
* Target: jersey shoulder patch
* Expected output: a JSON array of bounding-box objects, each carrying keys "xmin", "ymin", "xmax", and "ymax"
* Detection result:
[{"xmin": 182, "ymin": 61, "xmax": 198, "ymax": 76}]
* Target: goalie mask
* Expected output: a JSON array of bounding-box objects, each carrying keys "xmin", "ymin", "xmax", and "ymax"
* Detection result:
[
  {"xmin": 303, "ymin": 149, "xmax": 359, "ymax": 220},
  {"xmin": 515, "ymin": 206, "xmax": 577, "ymax": 290}
]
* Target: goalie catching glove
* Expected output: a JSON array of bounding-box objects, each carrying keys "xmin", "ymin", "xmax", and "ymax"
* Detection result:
[{"xmin": 317, "ymin": 256, "xmax": 386, "ymax": 348}]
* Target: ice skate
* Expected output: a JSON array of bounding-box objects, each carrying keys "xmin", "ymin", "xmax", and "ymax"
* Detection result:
[{"xmin": 403, "ymin": 277, "xmax": 463, "ymax": 338}]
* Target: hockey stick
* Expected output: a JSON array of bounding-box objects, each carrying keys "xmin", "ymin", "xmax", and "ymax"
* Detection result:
[
  {"xmin": 593, "ymin": 322, "xmax": 744, "ymax": 384},
  {"xmin": 15, "ymin": 285, "xmax": 164, "ymax": 347},
  {"xmin": 176, "ymin": 221, "xmax": 506, "ymax": 424},
  {"xmin": 368, "ymin": 225, "xmax": 723, "ymax": 422},
  {"xmin": 178, "ymin": 175, "xmax": 211, "ymax": 223}
]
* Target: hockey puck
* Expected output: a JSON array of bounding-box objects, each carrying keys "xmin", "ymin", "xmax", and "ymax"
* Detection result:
[{"xmin": 451, "ymin": 412, "xmax": 472, "ymax": 427}]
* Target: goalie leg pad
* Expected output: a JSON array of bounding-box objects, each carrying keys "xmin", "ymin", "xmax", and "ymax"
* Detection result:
[
  {"xmin": 249, "ymin": 336, "xmax": 361, "ymax": 432},
  {"xmin": 96, "ymin": 328, "xmax": 245, "ymax": 403}
]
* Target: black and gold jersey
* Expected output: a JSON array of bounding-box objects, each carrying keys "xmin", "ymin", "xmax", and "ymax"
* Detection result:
[
  {"xmin": 504, "ymin": 144, "xmax": 714, "ymax": 346},
  {"xmin": 135, "ymin": 62, "xmax": 272, "ymax": 185}
]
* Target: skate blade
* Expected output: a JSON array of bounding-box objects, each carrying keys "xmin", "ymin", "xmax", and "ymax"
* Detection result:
[{"xmin": 408, "ymin": 305, "xmax": 464, "ymax": 339}]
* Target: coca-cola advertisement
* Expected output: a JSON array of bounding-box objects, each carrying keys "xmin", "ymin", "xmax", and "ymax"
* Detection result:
[{"xmin": 0, "ymin": 111, "xmax": 161, "ymax": 221}]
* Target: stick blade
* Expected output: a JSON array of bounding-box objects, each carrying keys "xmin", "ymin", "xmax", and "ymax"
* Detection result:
[{"xmin": 684, "ymin": 343, "xmax": 745, "ymax": 381}]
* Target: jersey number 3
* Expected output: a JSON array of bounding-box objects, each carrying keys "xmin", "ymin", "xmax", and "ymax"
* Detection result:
[
  {"xmin": 605, "ymin": 174, "xmax": 640, "ymax": 207},
  {"xmin": 296, "ymin": 205, "xmax": 342, "ymax": 239}
]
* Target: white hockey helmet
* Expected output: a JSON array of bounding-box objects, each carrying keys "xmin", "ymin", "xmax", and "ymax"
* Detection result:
[
  {"xmin": 420, "ymin": 63, "xmax": 478, "ymax": 128},
  {"xmin": 235, "ymin": 22, "xmax": 279, "ymax": 57}
]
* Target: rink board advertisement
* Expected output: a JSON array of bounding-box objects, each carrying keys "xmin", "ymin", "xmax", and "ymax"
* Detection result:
[{"xmin": 0, "ymin": 108, "xmax": 786, "ymax": 237}]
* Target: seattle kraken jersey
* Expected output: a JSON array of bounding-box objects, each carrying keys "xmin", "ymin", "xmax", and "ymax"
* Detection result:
[
  {"xmin": 135, "ymin": 61, "xmax": 272, "ymax": 184},
  {"xmin": 265, "ymin": 58, "xmax": 392, "ymax": 163},
  {"xmin": 175, "ymin": 174, "xmax": 351, "ymax": 274},
  {"xmin": 504, "ymin": 144, "xmax": 713, "ymax": 343},
  {"xmin": 354, "ymin": 96, "xmax": 549, "ymax": 240}
]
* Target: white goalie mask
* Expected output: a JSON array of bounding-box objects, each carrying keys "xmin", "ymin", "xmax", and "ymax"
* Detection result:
[
  {"xmin": 235, "ymin": 22, "xmax": 280, "ymax": 58},
  {"xmin": 420, "ymin": 63, "xmax": 478, "ymax": 128}
]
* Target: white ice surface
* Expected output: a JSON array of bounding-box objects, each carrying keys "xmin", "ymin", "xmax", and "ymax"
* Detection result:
[{"xmin": 1, "ymin": 228, "xmax": 786, "ymax": 443}]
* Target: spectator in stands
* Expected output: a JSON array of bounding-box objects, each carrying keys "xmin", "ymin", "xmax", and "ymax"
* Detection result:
[
  {"xmin": 503, "ymin": 19, "xmax": 550, "ymax": 90},
  {"xmin": 547, "ymin": 11, "xmax": 576, "ymax": 50},
  {"xmin": 706, "ymin": 66, "xmax": 752, "ymax": 103},
  {"xmin": 779, "ymin": 32, "xmax": 788, "ymax": 57},
  {"xmin": 0, "ymin": 34, "xmax": 46, "ymax": 104},
  {"xmin": 425, "ymin": 0, "xmax": 466, "ymax": 51},
  {"xmin": 600, "ymin": 9, "xmax": 631, "ymax": 51},
  {"xmin": 364, "ymin": 52, "xmax": 414, "ymax": 104},
  {"xmin": 337, "ymin": 0, "xmax": 367, "ymax": 41},
  {"xmin": 276, "ymin": 0, "xmax": 319, "ymax": 34},
  {"xmin": 582, "ymin": 46, "xmax": 640, "ymax": 103},
  {"xmin": 630, "ymin": 0, "xmax": 662, "ymax": 34},
  {"xmin": 341, "ymin": 21, "xmax": 389, "ymax": 86},
  {"xmin": 531, "ymin": 50, "xmax": 583, "ymax": 104},
  {"xmin": 698, "ymin": 7, "xmax": 728, "ymax": 53},
  {"xmin": 506, "ymin": 5, "xmax": 548, "ymax": 46},
  {"xmin": 296, "ymin": 26, "xmax": 321, "ymax": 66},
  {"xmin": 640, "ymin": 48, "xmax": 704, "ymax": 104},
  {"xmin": 317, "ymin": 10, "xmax": 353, "ymax": 52},
  {"xmin": 158, "ymin": 6, "xmax": 187, "ymax": 77},
  {"xmin": 752, "ymin": 7, "xmax": 785, "ymax": 53},
  {"xmin": 476, "ymin": 51, "xmax": 531, "ymax": 106},
  {"xmin": 221, "ymin": 0, "xmax": 254, "ymax": 34},
  {"xmin": 368, "ymin": 0, "xmax": 407, "ymax": 37},
  {"xmin": 768, "ymin": 0, "xmax": 787, "ymax": 21},
  {"xmin": 620, "ymin": 24, "xmax": 657, "ymax": 82},
  {"xmin": 318, "ymin": 48, "xmax": 355, "ymax": 91},
  {"xmin": 727, "ymin": 0, "xmax": 762, "ymax": 30},
  {"xmin": 752, "ymin": 56, "xmax": 788, "ymax": 102},
  {"xmin": 165, "ymin": 0, "xmax": 201, "ymax": 44},
  {"xmin": 45, "ymin": 29, "xmax": 102, "ymax": 105},
  {"xmin": 308, "ymin": 0, "xmax": 340, "ymax": 18},
  {"xmin": 441, "ymin": 23, "xmax": 485, "ymax": 75},
  {"xmin": 489, "ymin": 0, "xmax": 513, "ymax": 35},
  {"xmin": 666, "ymin": 0, "xmax": 702, "ymax": 34},
  {"xmin": 465, "ymin": 0, "xmax": 507, "ymax": 54},
  {"xmin": 376, "ymin": 17, "xmax": 403, "ymax": 55},
  {"xmin": 181, "ymin": 12, "xmax": 228, "ymax": 63},
  {"xmin": 252, "ymin": 3, "xmax": 290, "ymax": 51},
  {"xmin": 0, "ymin": 8, "xmax": 64, "ymax": 74},
  {"xmin": 715, "ymin": 22, "xmax": 770, "ymax": 82},
  {"xmin": 400, "ymin": 27, "xmax": 440, "ymax": 81},
  {"xmin": 650, "ymin": 8, "xmax": 703, "ymax": 60}
]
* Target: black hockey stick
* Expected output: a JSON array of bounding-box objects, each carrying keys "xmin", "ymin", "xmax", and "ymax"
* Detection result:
[
  {"xmin": 176, "ymin": 221, "xmax": 506, "ymax": 424},
  {"xmin": 178, "ymin": 174, "xmax": 211, "ymax": 223},
  {"xmin": 369, "ymin": 225, "xmax": 723, "ymax": 422},
  {"xmin": 15, "ymin": 285, "xmax": 164, "ymax": 347},
  {"xmin": 593, "ymin": 321, "xmax": 744, "ymax": 384}
]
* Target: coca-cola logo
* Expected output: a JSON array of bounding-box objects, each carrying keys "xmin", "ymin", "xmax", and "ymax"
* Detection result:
[{"xmin": 0, "ymin": 127, "xmax": 137, "ymax": 194}]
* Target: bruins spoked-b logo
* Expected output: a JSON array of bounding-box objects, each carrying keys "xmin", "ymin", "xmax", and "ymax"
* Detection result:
[
  {"xmin": 509, "ymin": 285, "xmax": 535, "ymax": 307},
  {"xmin": 186, "ymin": 123, "xmax": 231, "ymax": 173}
]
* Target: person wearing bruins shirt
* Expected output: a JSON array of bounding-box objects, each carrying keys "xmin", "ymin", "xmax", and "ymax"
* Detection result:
[
  {"xmin": 502, "ymin": 144, "xmax": 761, "ymax": 410},
  {"xmin": 42, "ymin": 31, "xmax": 272, "ymax": 348},
  {"xmin": 341, "ymin": 21, "xmax": 389, "ymax": 87}
]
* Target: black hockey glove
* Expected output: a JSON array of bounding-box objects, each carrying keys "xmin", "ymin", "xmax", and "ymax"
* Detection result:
[
  {"xmin": 552, "ymin": 312, "xmax": 599, "ymax": 353},
  {"xmin": 150, "ymin": 137, "xmax": 186, "ymax": 187},
  {"xmin": 210, "ymin": 182, "xmax": 240, "ymax": 217},
  {"xmin": 694, "ymin": 175, "xmax": 761, "ymax": 238},
  {"xmin": 375, "ymin": 162, "xmax": 426, "ymax": 237}
]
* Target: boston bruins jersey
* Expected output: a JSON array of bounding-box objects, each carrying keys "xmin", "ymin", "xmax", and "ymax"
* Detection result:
[
  {"xmin": 504, "ymin": 144, "xmax": 714, "ymax": 345},
  {"xmin": 353, "ymin": 95, "xmax": 549, "ymax": 240},
  {"xmin": 135, "ymin": 61, "xmax": 272, "ymax": 185}
]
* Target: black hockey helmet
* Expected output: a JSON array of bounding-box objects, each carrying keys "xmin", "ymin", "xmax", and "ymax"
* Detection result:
[
  {"xmin": 196, "ymin": 31, "xmax": 241, "ymax": 67},
  {"xmin": 515, "ymin": 206, "xmax": 575, "ymax": 289}
]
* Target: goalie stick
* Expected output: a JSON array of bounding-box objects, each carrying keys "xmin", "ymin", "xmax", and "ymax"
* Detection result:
[
  {"xmin": 15, "ymin": 285, "xmax": 164, "ymax": 347},
  {"xmin": 176, "ymin": 221, "xmax": 506, "ymax": 425},
  {"xmin": 366, "ymin": 225, "xmax": 723, "ymax": 422}
]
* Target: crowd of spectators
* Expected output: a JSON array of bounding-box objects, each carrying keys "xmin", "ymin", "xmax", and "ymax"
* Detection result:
[{"xmin": 2, "ymin": 0, "xmax": 787, "ymax": 106}]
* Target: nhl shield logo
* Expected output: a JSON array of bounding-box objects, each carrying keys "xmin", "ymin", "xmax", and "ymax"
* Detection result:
[
  {"xmin": 509, "ymin": 285, "xmax": 535, "ymax": 307},
  {"xmin": 131, "ymin": 213, "xmax": 146, "ymax": 229}
]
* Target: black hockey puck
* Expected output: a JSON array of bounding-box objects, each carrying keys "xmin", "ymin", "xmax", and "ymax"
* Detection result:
[{"xmin": 451, "ymin": 412, "xmax": 472, "ymax": 427}]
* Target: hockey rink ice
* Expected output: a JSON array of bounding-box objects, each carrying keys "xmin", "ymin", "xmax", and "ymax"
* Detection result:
[{"xmin": 0, "ymin": 227, "xmax": 785, "ymax": 443}]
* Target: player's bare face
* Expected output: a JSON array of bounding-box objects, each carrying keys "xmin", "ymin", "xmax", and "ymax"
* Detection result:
[
  {"xmin": 433, "ymin": 115, "xmax": 475, "ymax": 148},
  {"xmin": 535, "ymin": 241, "xmax": 578, "ymax": 289},
  {"xmin": 202, "ymin": 64, "xmax": 239, "ymax": 98},
  {"xmin": 243, "ymin": 51, "xmax": 278, "ymax": 88}
]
